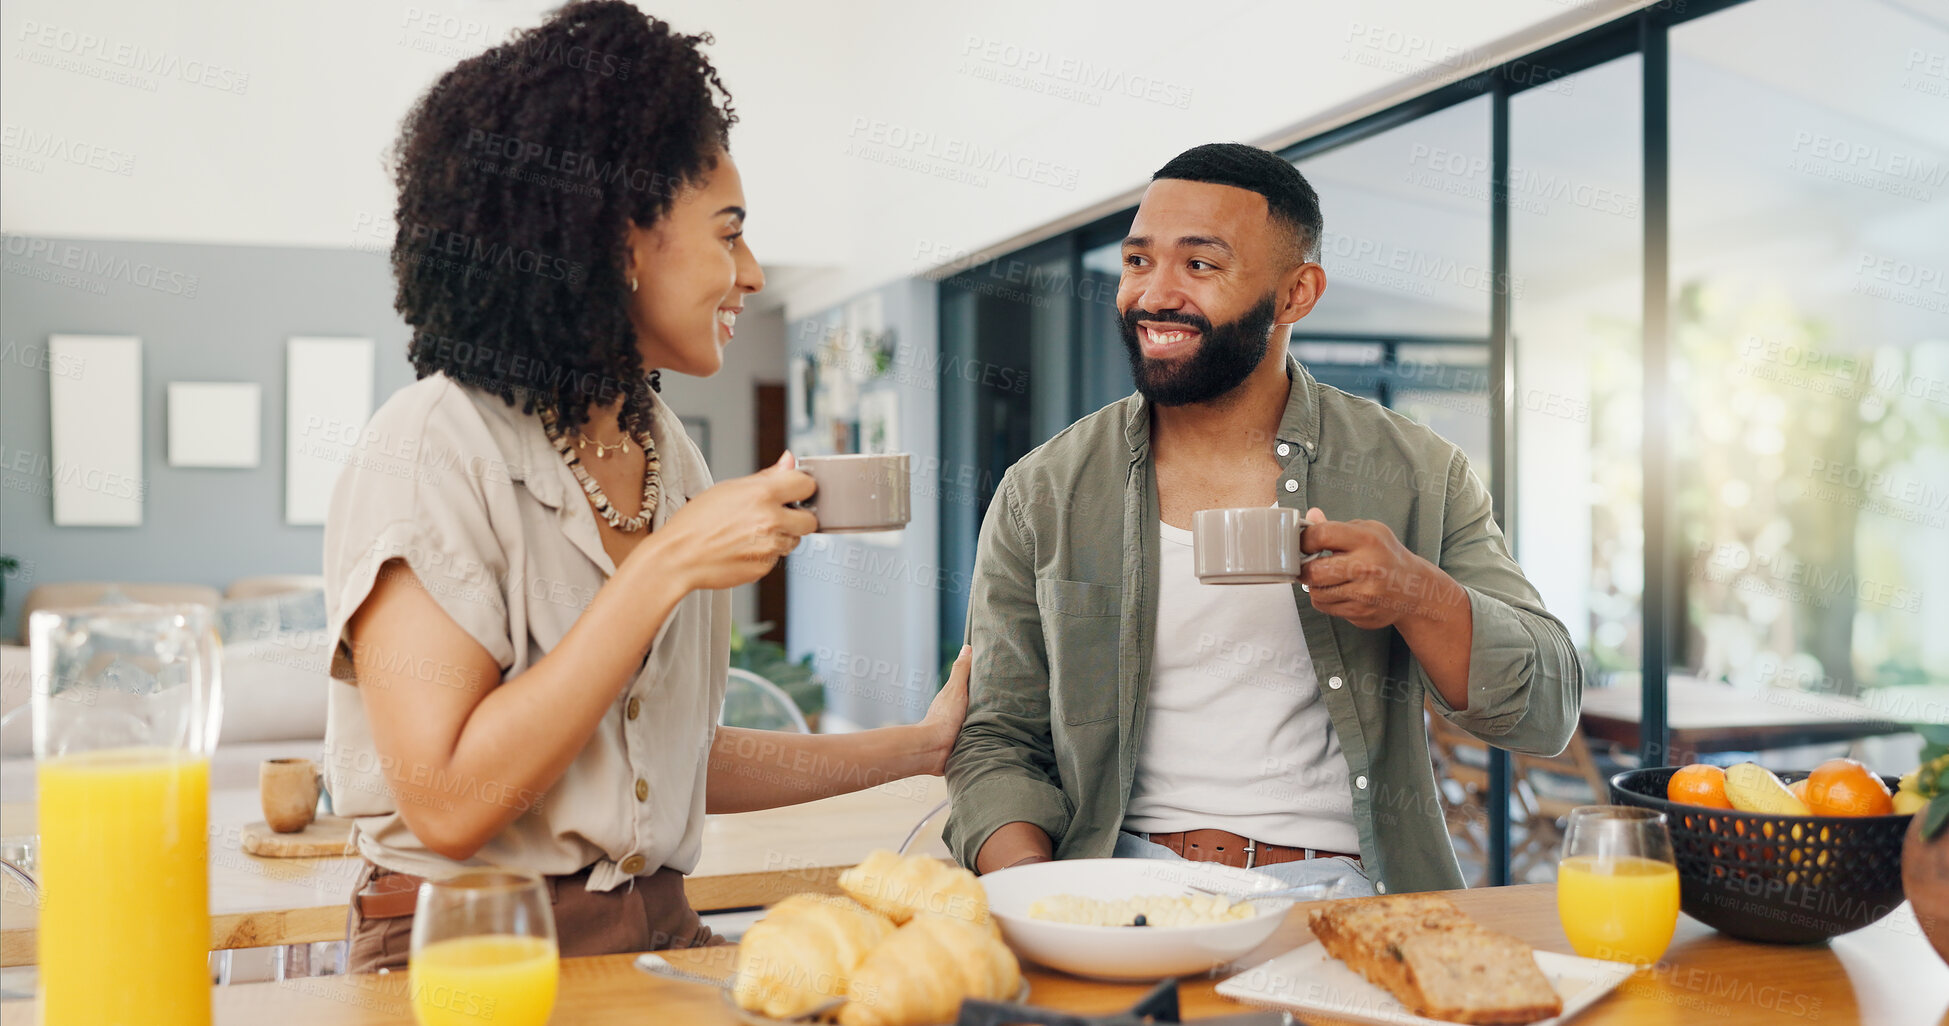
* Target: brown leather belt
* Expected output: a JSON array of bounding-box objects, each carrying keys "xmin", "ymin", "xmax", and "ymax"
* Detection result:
[
  {"xmin": 355, "ymin": 865, "xmax": 427, "ymax": 919},
  {"xmin": 1144, "ymin": 829, "xmax": 1359, "ymax": 870}
]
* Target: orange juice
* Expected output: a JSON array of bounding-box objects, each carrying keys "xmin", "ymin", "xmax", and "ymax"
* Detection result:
[
  {"xmin": 1557, "ymin": 853, "xmax": 1680, "ymax": 964},
  {"xmin": 38, "ymin": 747, "xmax": 211, "ymax": 1025},
  {"xmin": 411, "ymin": 934, "xmax": 560, "ymax": 1026}
]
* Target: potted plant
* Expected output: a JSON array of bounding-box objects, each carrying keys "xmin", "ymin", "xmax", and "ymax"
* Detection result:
[{"xmin": 1902, "ymin": 724, "xmax": 1949, "ymax": 966}]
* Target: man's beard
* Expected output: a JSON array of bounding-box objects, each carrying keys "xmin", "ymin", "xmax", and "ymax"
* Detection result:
[{"xmin": 1118, "ymin": 294, "xmax": 1277, "ymax": 407}]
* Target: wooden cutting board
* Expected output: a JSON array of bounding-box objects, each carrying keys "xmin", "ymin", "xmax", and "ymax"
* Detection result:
[{"xmin": 241, "ymin": 815, "xmax": 357, "ymax": 858}]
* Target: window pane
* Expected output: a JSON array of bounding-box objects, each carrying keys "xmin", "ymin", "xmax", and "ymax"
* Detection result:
[
  {"xmin": 1295, "ymin": 95, "xmax": 1495, "ymax": 473},
  {"xmin": 1672, "ymin": 0, "xmax": 1949, "ymax": 714},
  {"xmin": 1079, "ymin": 238, "xmax": 1136, "ymax": 415},
  {"xmin": 1298, "ymin": 97, "xmax": 1494, "ymax": 341},
  {"xmin": 1511, "ymin": 55, "xmax": 1644, "ymax": 677}
]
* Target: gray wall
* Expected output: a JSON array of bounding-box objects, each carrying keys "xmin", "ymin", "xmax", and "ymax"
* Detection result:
[
  {"xmin": 784, "ymin": 279, "xmax": 943, "ymax": 730},
  {"xmin": 0, "ymin": 236, "xmax": 415, "ymax": 640},
  {"xmin": 0, "ymin": 235, "xmax": 784, "ymax": 640}
]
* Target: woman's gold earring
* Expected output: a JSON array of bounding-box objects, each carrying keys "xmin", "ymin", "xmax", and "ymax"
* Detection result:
[{"xmin": 630, "ymin": 276, "xmax": 639, "ymax": 293}]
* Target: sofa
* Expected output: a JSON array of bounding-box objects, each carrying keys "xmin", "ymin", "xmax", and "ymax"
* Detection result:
[{"xmin": 2, "ymin": 577, "xmax": 332, "ymax": 802}]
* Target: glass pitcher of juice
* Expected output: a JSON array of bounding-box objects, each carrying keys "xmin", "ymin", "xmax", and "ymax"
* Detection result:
[{"xmin": 31, "ymin": 604, "xmax": 222, "ymax": 1026}]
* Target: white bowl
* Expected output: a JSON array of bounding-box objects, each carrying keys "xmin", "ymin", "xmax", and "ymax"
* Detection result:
[{"xmin": 980, "ymin": 858, "xmax": 1304, "ymax": 981}]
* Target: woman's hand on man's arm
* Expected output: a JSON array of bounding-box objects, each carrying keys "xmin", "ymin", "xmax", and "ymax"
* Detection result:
[{"xmin": 705, "ymin": 646, "xmax": 971, "ymax": 814}]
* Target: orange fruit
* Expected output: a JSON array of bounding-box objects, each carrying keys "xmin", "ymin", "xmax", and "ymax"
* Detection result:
[
  {"xmin": 1789, "ymin": 778, "xmax": 1810, "ymax": 803},
  {"xmin": 1668, "ymin": 764, "xmax": 1733, "ymax": 809},
  {"xmin": 1804, "ymin": 758, "xmax": 1894, "ymax": 817}
]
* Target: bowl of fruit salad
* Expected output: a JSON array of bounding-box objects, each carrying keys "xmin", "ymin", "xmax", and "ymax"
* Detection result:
[{"xmin": 1609, "ymin": 759, "xmax": 1913, "ymax": 943}]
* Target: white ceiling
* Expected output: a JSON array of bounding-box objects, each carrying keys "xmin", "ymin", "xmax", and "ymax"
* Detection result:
[{"xmin": 1, "ymin": 0, "xmax": 1651, "ymax": 316}]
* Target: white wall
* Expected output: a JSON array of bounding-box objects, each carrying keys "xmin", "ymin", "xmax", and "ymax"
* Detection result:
[{"xmin": 2, "ymin": 0, "xmax": 1648, "ymax": 315}]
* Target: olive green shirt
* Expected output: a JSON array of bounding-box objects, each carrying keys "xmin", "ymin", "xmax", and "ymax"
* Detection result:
[{"xmin": 944, "ymin": 356, "xmax": 1582, "ymax": 894}]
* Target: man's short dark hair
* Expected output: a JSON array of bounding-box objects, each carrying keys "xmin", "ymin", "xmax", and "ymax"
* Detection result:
[{"xmin": 1152, "ymin": 143, "xmax": 1322, "ymax": 265}]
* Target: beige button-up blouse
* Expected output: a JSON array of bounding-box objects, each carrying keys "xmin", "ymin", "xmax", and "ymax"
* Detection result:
[{"xmin": 321, "ymin": 373, "xmax": 727, "ymax": 892}]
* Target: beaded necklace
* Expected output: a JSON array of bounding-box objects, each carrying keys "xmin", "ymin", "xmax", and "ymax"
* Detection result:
[{"xmin": 539, "ymin": 406, "xmax": 661, "ymax": 533}]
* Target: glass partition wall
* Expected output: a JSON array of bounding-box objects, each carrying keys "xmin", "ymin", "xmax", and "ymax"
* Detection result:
[
  {"xmin": 938, "ymin": 0, "xmax": 1944, "ymax": 885},
  {"xmin": 1669, "ymin": 0, "xmax": 1948, "ymax": 735},
  {"xmin": 1292, "ymin": 96, "xmax": 1495, "ymax": 475}
]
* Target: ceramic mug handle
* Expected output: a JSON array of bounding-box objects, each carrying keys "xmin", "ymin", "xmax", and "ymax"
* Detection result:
[{"xmin": 1296, "ymin": 518, "xmax": 1332, "ymax": 565}]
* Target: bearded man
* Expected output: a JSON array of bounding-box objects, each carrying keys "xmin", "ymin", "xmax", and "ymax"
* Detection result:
[{"xmin": 943, "ymin": 143, "xmax": 1581, "ymax": 895}]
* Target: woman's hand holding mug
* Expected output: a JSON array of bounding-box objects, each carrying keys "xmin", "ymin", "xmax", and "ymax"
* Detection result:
[{"xmin": 649, "ymin": 451, "xmax": 817, "ymax": 591}]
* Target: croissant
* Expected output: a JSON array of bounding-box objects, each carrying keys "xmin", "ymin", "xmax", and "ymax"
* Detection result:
[
  {"xmin": 837, "ymin": 914, "xmax": 1023, "ymax": 1026},
  {"xmin": 732, "ymin": 893, "xmax": 896, "ymax": 1019},
  {"xmin": 838, "ymin": 849, "xmax": 990, "ymax": 928}
]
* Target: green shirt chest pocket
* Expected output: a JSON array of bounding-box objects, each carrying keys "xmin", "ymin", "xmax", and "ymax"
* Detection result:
[{"xmin": 1035, "ymin": 578, "xmax": 1122, "ymax": 725}]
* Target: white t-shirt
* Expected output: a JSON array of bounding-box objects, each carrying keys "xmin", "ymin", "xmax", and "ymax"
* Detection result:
[{"xmin": 1122, "ymin": 519, "xmax": 1359, "ymax": 852}]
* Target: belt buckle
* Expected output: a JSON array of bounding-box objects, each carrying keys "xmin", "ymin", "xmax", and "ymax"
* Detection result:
[{"xmin": 1242, "ymin": 840, "xmax": 1257, "ymax": 869}]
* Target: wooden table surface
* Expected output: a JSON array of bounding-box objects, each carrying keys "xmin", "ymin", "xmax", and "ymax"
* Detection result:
[
  {"xmin": 6, "ymin": 883, "xmax": 1941, "ymax": 1025},
  {"xmin": 0, "ymin": 776, "xmax": 946, "ymax": 967},
  {"xmin": 1579, "ymin": 680, "xmax": 1909, "ymax": 757}
]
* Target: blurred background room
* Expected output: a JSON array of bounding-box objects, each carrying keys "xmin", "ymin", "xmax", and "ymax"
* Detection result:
[{"xmin": 2, "ymin": 0, "xmax": 1944, "ymax": 905}]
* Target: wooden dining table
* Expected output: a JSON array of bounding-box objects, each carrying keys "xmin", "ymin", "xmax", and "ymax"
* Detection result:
[
  {"xmin": 0, "ymin": 775, "xmax": 947, "ymax": 967},
  {"xmin": 1579, "ymin": 679, "xmax": 1911, "ymax": 759},
  {"xmin": 6, "ymin": 880, "xmax": 1941, "ymax": 1025}
]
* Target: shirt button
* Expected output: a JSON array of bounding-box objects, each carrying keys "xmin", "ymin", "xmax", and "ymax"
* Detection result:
[
  {"xmin": 1284, "ymin": 479, "xmax": 1299, "ymax": 493},
  {"xmin": 1304, "ymin": 441, "xmax": 1316, "ymax": 452},
  {"xmin": 626, "ymin": 697, "xmax": 641, "ymax": 720},
  {"xmin": 1277, "ymin": 443, "xmax": 1291, "ymax": 457},
  {"xmin": 620, "ymin": 854, "xmax": 646, "ymax": 876},
  {"xmin": 1328, "ymin": 676, "xmax": 1343, "ymax": 690},
  {"xmin": 635, "ymin": 778, "xmax": 650, "ymax": 802},
  {"xmin": 1355, "ymin": 775, "xmax": 1369, "ymax": 790},
  {"xmin": 1376, "ymin": 881, "xmax": 1388, "ymax": 894}
]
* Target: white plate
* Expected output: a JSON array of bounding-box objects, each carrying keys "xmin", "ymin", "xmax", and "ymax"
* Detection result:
[
  {"xmin": 980, "ymin": 858, "xmax": 1335, "ymax": 981},
  {"xmin": 1216, "ymin": 942, "xmax": 1636, "ymax": 1026}
]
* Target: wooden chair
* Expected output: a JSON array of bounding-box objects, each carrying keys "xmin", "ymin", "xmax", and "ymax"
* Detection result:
[
  {"xmin": 1508, "ymin": 725, "xmax": 1613, "ymax": 876},
  {"xmin": 1426, "ymin": 710, "xmax": 1611, "ymax": 883},
  {"xmin": 1425, "ymin": 710, "xmax": 1494, "ymax": 884}
]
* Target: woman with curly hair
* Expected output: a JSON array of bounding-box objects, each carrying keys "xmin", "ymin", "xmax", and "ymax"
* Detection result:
[{"xmin": 322, "ymin": 1, "xmax": 968, "ymax": 972}]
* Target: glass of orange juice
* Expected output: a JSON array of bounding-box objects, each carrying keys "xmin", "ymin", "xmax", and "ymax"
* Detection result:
[
  {"xmin": 30, "ymin": 604, "xmax": 223, "ymax": 1026},
  {"xmin": 1556, "ymin": 805, "xmax": 1680, "ymax": 965},
  {"xmin": 410, "ymin": 868, "xmax": 560, "ymax": 1026}
]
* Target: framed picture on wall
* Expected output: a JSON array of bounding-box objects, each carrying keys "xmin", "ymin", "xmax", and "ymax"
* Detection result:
[
  {"xmin": 285, "ymin": 337, "xmax": 375, "ymax": 525},
  {"xmin": 858, "ymin": 389, "xmax": 899, "ymax": 454},
  {"xmin": 167, "ymin": 382, "xmax": 261, "ymax": 468},
  {"xmin": 48, "ymin": 334, "xmax": 144, "ymax": 526},
  {"xmin": 789, "ymin": 353, "xmax": 814, "ymax": 431}
]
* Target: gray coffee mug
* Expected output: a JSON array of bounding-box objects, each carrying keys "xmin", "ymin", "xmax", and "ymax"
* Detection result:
[
  {"xmin": 797, "ymin": 453, "xmax": 911, "ymax": 533},
  {"xmin": 1192, "ymin": 507, "xmax": 1328, "ymax": 584}
]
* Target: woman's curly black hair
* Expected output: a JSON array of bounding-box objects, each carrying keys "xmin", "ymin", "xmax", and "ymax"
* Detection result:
[{"xmin": 390, "ymin": 0, "xmax": 736, "ymax": 437}]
